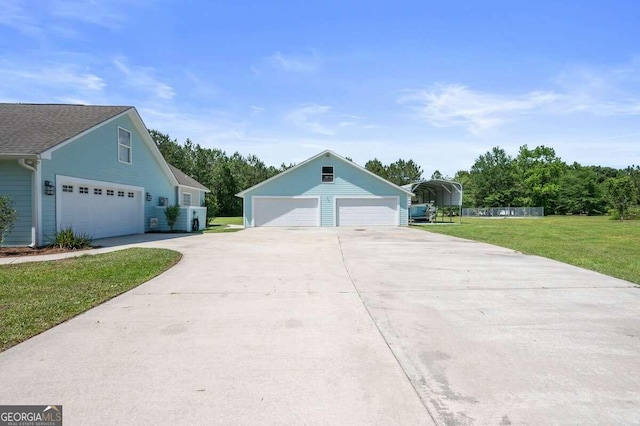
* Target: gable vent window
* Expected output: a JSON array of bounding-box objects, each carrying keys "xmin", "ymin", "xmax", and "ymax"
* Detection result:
[
  {"xmin": 118, "ymin": 127, "xmax": 132, "ymax": 164},
  {"xmin": 322, "ymin": 166, "xmax": 334, "ymax": 183},
  {"xmin": 118, "ymin": 191, "xmax": 125, "ymax": 197},
  {"xmin": 128, "ymin": 192, "xmax": 135, "ymax": 198},
  {"xmin": 106, "ymin": 189, "xmax": 114, "ymax": 196},
  {"xmin": 62, "ymin": 185, "xmax": 73, "ymax": 193},
  {"xmin": 79, "ymin": 186, "xmax": 89, "ymax": 194},
  {"xmin": 94, "ymin": 188, "xmax": 102, "ymax": 195},
  {"xmin": 182, "ymin": 192, "xmax": 192, "ymax": 206}
]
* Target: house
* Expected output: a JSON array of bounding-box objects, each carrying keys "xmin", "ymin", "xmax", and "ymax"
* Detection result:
[
  {"xmin": 236, "ymin": 150, "xmax": 413, "ymax": 227},
  {"xmin": 0, "ymin": 103, "xmax": 209, "ymax": 247}
]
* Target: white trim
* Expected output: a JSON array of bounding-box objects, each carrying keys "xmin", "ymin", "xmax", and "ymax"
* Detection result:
[
  {"xmin": 36, "ymin": 160, "xmax": 42, "ymax": 245},
  {"xmin": 251, "ymin": 195, "xmax": 321, "ymax": 227},
  {"xmin": 17, "ymin": 159, "xmax": 38, "ymax": 247},
  {"xmin": 117, "ymin": 126, "xmax": 132, "ymax": 165},
  {"xmin": 333, "ymin": 196, "xmax": 400, "ymax": 226},
  {"xmin": 236, "ymin": 150, "xmax": 414, "ymax": 197},
  {"xmin": 55, "ymin": 175, "xmax": 144, "ymax": 234}
]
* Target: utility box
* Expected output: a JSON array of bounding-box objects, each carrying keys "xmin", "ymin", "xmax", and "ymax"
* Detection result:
[{"xmin": 149, "ymin": 218, "xmax": 159, "ymax": 229}]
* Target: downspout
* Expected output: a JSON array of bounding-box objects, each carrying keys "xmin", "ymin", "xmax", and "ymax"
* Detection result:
[{"xmin": 18, "ymin": 158, "xmax": 40, "ymax": 247}]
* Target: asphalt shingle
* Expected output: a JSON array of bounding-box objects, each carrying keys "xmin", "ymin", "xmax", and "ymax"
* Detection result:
[{"xmin": 0, "ymin": 103, "xmax": 132, "ymax": 155}]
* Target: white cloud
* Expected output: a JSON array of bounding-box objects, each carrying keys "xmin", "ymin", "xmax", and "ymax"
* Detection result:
[
  {"xmin": 0, "ymin": 0, "xmax": 43, "ymax": 36},
  {"xmin": 285, "ymin": 104, "xmax": 335, "ymax": 135},
  {"xmin": 267, "ymin": 51, "xmax": 319, "ymax": 72},
  {"xmin": 399, "ymin": 84, "xmax": 559, "ymax": 134},
  {"xmin": 48, "ymin": 0, "xmax": 145, "ymax": 30},
  {"xmin": 0, "ymin": 61, "xmax": 106, "ymax": 102},
  {"xmin": 113, "ymin": 57, "xmax": 175, "ymax": 100}
]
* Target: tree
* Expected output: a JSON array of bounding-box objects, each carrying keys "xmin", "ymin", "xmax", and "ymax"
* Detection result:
[
  {"xmin": 386, "ymin": 159, "xmax": 423, "ymax": 185},
  {"xmin": 515, "ymin": 145, "xmax": 566, "ymax": 214},
  {"xmin": 365, "ymin": 158, "xmax": 422, "ymax": 185},
  {"xmin": 469, "ymin": 146, "xmax": 518, "ymax": 207},
  {"xmin": 164, "ymin": 205, "xmax": 181, "ymax": 231},
  {"xmin": 0, "ymin": 195, "xmax": 18, "ymax": 245},
  {"xmin": 364, "ymin": 158, "xmax": 388, "ymax": 180},
  {"xmin": 556, "ymin": 164, "xmax": 607, "ymax": 215},
  {"xmin": 431, "ymin": 170, "xmax": 443, "ymax": 180},
  {"xmin": 453, "ymin": 170, "xmax": 474, "ymax": 207},
  {"xmin": 605, "ymin": 176, "xmax": 638, "ymax": 221}
]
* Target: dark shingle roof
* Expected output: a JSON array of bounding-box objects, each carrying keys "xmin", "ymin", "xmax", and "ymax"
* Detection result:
[
  {"xmin": 168, "ymin": 164, "xmax": 210, "ymax": 191},
  {"xmin": 0, "ymin": 103, "xmax": 132, "ymax": 155}
]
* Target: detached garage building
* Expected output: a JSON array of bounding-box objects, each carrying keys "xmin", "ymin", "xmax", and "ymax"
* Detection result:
[
  {"xmin": 236, "ymin": 150, "xmax": 413, "ymax": 227},
  {"xmin": 0, "ymin": 103, "xmax": 208, "ymax": 246}
]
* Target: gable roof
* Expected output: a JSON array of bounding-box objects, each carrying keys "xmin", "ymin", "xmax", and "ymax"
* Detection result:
[
  {"xmin": 168, "ymin": 164, "xmax": 210, "ymax": 192},
  {"xmin": 0, "ymin": 103, "xmax": 132, "ymax": 155},
  {"xmin": 236, "ymin": 149, "xmax": 414, "ymax": 197}
]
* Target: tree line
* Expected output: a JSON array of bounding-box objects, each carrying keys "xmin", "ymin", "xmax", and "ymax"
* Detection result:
[
  {"xmin": 151, "ymin": 131, "xmax": 639, "ymax": 219},
  {"xmin": 453, "ymin": 145, "xmax": 639, "ymax": 219}
]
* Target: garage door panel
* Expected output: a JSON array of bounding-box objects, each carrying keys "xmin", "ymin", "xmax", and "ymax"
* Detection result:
[
  {"xmin": 336, "ymin": 197, "xmax": 398, "ymax": 226},
  {"xmin": 59, "ymin": 180, "xmax": 142, "ymax": 239},
  {"xmin": 254, "ymin": 197, "xmax": 319, "ymax": 227}
]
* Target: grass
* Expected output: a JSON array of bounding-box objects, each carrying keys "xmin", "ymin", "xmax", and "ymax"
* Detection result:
[
  {"xmin": 204, "ymin": 216, "xmax": 244, "ymax": 233},
  {"xmin": 0, "ymin": 248, "xmax": 182, "ymax": 351},
  {"xmin": 413, "ymin": 216, "xmax": 640, "ymax": 285},
  {"xmin": 210, "ymin": 216, "xmax": 243, "ymax": 226}
]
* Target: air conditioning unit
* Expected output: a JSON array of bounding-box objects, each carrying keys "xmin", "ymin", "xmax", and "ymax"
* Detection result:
[
  {"xmin": 158, "ymin": 197, "xmax": 168, "ymax": 206},
  {"xmin": 149, "ymin": 218, "xmax": 159, "ymax": 229}
]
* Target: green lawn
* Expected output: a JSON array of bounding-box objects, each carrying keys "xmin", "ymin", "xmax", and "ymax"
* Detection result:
[
  {"xmin": 0, "ymin": 248, "xmax": 182, "ymax": 351},
  {"xmin": 210, "ymin": 216, "xmax": 243, "ymax": 226},
  {"xmin": 204, "ymin": 216, "xmax": 244, "ymax": 233},
  {"xmin": 413, "ymin": 216, "xmax": 640, "ymax": 285}
]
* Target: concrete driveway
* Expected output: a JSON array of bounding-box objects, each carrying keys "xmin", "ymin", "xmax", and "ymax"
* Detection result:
[{"xmin": 1, "ymin": 228, "xmax": 639, "ymax": 425}]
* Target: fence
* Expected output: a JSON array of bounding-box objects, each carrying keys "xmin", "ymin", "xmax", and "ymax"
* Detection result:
[{"xmin": 462, "ymin": 207, "xmax": 544, "ymax": 218}]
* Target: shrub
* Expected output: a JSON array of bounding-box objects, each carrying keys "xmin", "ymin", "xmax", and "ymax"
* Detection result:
[
  {"xmin": 0, "ymin": 195, "xmax": 18, "ymax": 245},
  {"xmin": 164, "ymin": 205, "xmax": 181, "ymax": 231},
  {"xmin": 52, "ymin": 227, "xmax": 93, "ymax": 249},
  {"xmin": 609, "ymin": 206, "xmax": 640, "ymax": 221}
]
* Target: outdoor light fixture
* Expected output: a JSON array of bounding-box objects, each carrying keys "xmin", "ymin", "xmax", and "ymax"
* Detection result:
[
  {"xmin": 146, "ymin": 192, "xmax": 152, "ymax": 201},
  {"xmin": 44, "ymin": 180, "xmax": 55, "ymax": 196}
]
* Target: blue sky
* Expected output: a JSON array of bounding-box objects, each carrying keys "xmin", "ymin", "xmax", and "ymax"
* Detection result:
[{"xmin": 1, "ymin": 0, "xmax": 639, "ymax": 176}]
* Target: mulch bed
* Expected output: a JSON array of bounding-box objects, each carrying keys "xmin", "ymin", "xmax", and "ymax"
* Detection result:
[{"xmin": 0, "ymin": 246, "xmax": 93, "ymax": 257}]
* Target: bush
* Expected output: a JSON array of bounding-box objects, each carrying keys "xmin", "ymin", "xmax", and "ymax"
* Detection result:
[
  {"xmin": 609, "ymin": 206, "xmax": 640, "ymax": 221},
  {"xmin": 51, "ymin": 227, "xmax": 93, "ymax": 249},
  {"xmin": 0, "ymin": 195, "xmax": 18, "ymax": 245},
  {"xmin": 164, "ymin": 205, "xmax": 181, "ymax": 231}
]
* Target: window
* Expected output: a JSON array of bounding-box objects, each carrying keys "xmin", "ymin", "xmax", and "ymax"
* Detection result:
[
  {"xmin": 106, "ymin": 189, "xmax": 114, "ymax": 196},
  {"xmin": 127, "ymin": 192, "xmax": 134, "ymax": 198},
  {"xmin": 182, "ymin": 192, "xmax": 192, "ymax": 206},
  {"xmin": 118, "ymin": 191, "xmax": 125, "ymax": 197},
  {"xmin": 118, "ymin": 127, "xmax": 132, "ymax": 164},
  {"xmin": 62, "ymin": 185, "xmax": 73, "ymax": 193},
  {"xmin": 79, "ymin": 186, "xmax": 89, "ymax": 194},
  {"xmin": 321, "ymin": 166, "xmax": 334, "ymax": 183},
  {"xmin": 94, "ymin": 188, "xmax": 102, "ymax": 195}
]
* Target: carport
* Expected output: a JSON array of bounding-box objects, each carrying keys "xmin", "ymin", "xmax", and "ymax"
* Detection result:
[{"xmin": 403, "ymin": 179, "xmax": 463, "ymax": 223}]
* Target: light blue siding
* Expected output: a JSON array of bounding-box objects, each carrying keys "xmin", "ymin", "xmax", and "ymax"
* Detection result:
[
  {"xmin": 242, "ymin": 155, "xmax": 409, "ymax": 227},
  {"xmin": 0, "ymin": 160, "xmax": 33, "ymax": 246},
  {"xmin": 40, "ymin": 114, "xmax": 176, "ymax": 243}
]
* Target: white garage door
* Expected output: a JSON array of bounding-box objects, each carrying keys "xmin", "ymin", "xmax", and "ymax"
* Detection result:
[
  {"xmin": 254, "ymin": 197, "xmax": 319, "ymax": 227},
  {"xmin": 57, "ymin": 177, "xmax": 144, "ymax": 239},
  {"xmin": 336, "ymin": 197, "xmax": 399, "ymax": 226}
]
